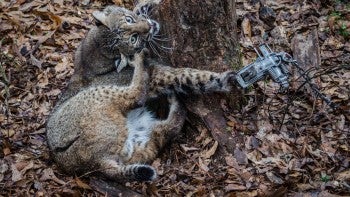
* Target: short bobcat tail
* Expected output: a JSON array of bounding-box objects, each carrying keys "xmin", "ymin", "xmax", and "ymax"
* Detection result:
[{"xmin": 101, "ymin": 161, "xmax": 157, "ymax": 182}]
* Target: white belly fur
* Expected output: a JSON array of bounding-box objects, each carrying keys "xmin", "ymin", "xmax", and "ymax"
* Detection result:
[{"xmin": 123, "ymin": 107, "xmax": 155, "ymax": 158}]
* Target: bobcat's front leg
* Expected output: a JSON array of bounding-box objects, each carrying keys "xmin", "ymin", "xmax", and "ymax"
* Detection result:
[
  {"xmin": 148, "ymin": 64, "xmax": 236, "ymax": 97},
  {"xmin": 116, "ymin": 49, "xmax": 149, "ymax": 108}
]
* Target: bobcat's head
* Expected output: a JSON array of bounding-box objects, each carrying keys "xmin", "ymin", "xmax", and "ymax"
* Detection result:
[{"xmin": 92, "ymin": 3, "xmax": 159, "ymax": 72}]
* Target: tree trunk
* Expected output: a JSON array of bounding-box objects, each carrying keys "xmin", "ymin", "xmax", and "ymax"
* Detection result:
[{"xmin": 155, "ymin": 0, "xmax": 241, "ymax": 153}]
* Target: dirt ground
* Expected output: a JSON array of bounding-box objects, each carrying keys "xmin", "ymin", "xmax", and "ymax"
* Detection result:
[{"xmin": 0, "ymin": 0, "xmax": 349, "ymax": 196}]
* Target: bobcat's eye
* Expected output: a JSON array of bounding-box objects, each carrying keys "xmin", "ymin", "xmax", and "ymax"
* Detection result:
[
  {"xmin": 130, "ymin": 34, "xmax": 139, "ymax": 44},
  {"xmin": 125, "ymin": 16, "xmax": 135, "ymax": 24}
]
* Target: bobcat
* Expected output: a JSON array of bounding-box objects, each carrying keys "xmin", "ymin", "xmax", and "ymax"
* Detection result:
[{"xmin": 47, "ymin": 3, "xmax": 236, "ymax": 182}]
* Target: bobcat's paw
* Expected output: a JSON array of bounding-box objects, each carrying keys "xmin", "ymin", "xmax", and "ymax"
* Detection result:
[
  {"xmin": 220, "ymin": 71, "xmax": 237, "ymax": 91},
  {"xmin": 128, "ymin": 49, "xmax": 149, "ymax": 67}
]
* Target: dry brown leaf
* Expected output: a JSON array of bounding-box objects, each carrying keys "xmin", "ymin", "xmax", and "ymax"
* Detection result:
[
  {"xmin": 225, "ymin": 154, "xmax": 238, "ymax": 168},
  {"xmin": 225, "ymin": 184, "xmax": 246, "ymax": 192},
  {"xmin": 226, "ymin": 121, "xmax": 235, "ymax": 127},
  {"xmin": 339, "ymin": 145, "xmax": 349, "ymax": 152},
  {"xmin": 242, "ymin": 17, "xmax": 252, "ymax": 38},
  {"xmin": 180, "ymin": 144, "xmax": 199, "ymax": 152},
  {"xmin": 40, "ymin": 168, "xmax": 65, "ymax": 185},
  {"xmin": 335, "ymin": 170, "xmax": 350, "ymax": 181},
  {"xmin": 198, "ymin": 157, "xmax": 209, "ymax": 172},
  {"xmin": 203, "ymin": 141, "xmax": 218, "ymax": 159},
  {"xmin": 75, "ymin": 177, "xmax": 92, "ymax": 190},
  {"xmin": 1, "ymin": 129, "xmax": 15, "ymax": 138},
  {"xmin": 29, "ymin": 54, "xmax": 42, "ymax": 68},
  {"xmin": 152, "ymin": 158, "xmax": 164, "ymax": 175},
  {"xmin": 33, "ymin": 10, "xmax": 62, "ymax": 30},
  {"xmin": 11, "ymin": 164, "xmax": 22, "ymax": 182},
  {"xmin": 0, "ymin": 161, "xmax": 9, "ymax": 182},
  {"xmin": 3, "ymin": 147, "xmax": 11, "ymax": 156},
  {"xmin": 266, "ymin": 171, "xmax": 284, "ymax": 184},
  {"xmin": 235, "ymin": 190, "xmax": 258, "ymax": 197},
  {"xmin": 297, "ymin": 183, "xmax": 314, "ymax": 191},
  {"xmin": 112, "ymin": 0, "xmax": 123, "ymax": 5},
  {"xmin": 55, "ymin": 56, "xmax": 73, "ymax": 73},
  {"xmin": 234, "ymin": 148, "xmax": 248, "ymax": 165},
  {"xmin": 46, "ymin": 89, "xmax": 62, "ymax": 97}
]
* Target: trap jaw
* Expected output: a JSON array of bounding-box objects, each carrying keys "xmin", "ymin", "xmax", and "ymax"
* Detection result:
[
  {"xmin": 235, "ymin": 44, "xmax": 291, "ymax": 91},
  {"xmin": 235, "ymin": 44, "xmax": 337, "ymax": 109}
]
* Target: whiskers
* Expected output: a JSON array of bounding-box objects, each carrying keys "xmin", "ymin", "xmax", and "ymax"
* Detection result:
[
  {"xmin": 134, "ymin": 3, "xmax": 174, "ymax": 58},
  {"xmin": 147, "ymin": 34, "xmax": 174, "ymax": 58}
]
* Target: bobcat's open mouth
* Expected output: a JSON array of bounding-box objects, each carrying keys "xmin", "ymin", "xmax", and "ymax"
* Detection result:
[{"xmin": 147, "ymin": 19, "xmax": 160, "ymax": 41}]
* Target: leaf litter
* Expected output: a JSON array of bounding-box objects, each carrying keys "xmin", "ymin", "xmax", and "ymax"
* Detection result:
[{"xmin": 0, "ymin": 0, "xmax": 350, "ymax": 196}]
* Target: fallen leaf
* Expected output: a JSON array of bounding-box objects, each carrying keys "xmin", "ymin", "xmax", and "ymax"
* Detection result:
[
  {"xmin": 234, "ymin": 148, "xmax": 248, "ymax": 165},
  {"xmin": 29, "ymin": 54, "xmax": 42, "ymax": 68},
  {"xmin": 203, "ymin": 141, "xmax": 218, "ymax": 159},
  {"xmin": 266, "ymin": 171, "xmax": 284, "ymax": 184},
  {"xmin": 0, "ymin": 161, "xmax": 9, "ymax": 182},
  {"xmin": 234, "ymin": 190, "xmax": 258, "ymax": 197},
  {"xmin": 297, "ymin": 183, "xmax": 315, "ymax": 191},
  {"xmin": 180, "ymin": 144, "xmax": 199, "ymax": 152},
  {"xmin": 198, "ymin": 158, "xmax": 209, "ymax": 172},
  {"xmin": 75, "ymin": 177, "xmax": 92, "ymax": 190},
  {"xmin": 336, "ymin": 170, "xmax": 350, "ymax": 181},
  {"xmin": 40, "ymin": 168, "xmax": 65, "ymax": 185},
  {"xmin": 225, "ymin": 183, "xmax": 246, "ymax": 192},
  {"xmin": 11, "ymin": 164, "xmax": 22, "ymax": 182},
  {"xmin": 242, "ymin": 17, "xmax": 252, "ymax": 38},
  {"xmin": 3, "ymin": 147, "xmax": 11, "ymax": 156},
  {"xmin": 227, "ymin": 121, "xmax": 235, "ymax": 127}
]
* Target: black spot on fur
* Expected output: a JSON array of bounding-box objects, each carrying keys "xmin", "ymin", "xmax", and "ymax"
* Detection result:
[
  {"xmin": 158, "ymin": 79, "xmax": 165, "ymax": 86},
  {"xmin": 181, "ymin": 84, "xmax": 192, "ymax": 93},
  {"xmin": 135, "ymin": 166, "xmax": 155, "ymax": 181},
  {"xmin": 216, "ymin": 78, "xmax": 223, "ymax": 88},
  {"xmin": 198, "ymin": 82, "xmax": 205, "ymax": 92},
  {"xmin": 196, "ymin": 74, "xmax": 201, "ymax": 81},
  {"xmin": 210, "ymin": 75, "xmax": 214, "ymax": 81},
  {"xmin": 186, "ymin": 77, "xmax": 193, "ymax": 85},
  {"xmin": 174, "ymin": 77, "xmax": 180, "ymax": 85}
]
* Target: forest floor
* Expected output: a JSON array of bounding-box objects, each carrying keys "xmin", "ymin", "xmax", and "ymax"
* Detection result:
[{"xmin": 1, "ymin": 0, "xmax": 350, "ymax": 196}]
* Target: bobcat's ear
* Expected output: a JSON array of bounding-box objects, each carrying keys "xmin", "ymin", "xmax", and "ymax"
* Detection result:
[
  {"xmin": 92, "ymin": 11, "xmax": 108, "ymax": 27},
  {"xmin": 133, "ymin": 0, "xmax": 160, "ymax": 16},
  {"xmin": 115, "ymin": 54, "xmax": 128, "ymax": 73}
]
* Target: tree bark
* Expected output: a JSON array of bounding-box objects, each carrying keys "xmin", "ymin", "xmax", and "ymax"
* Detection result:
[{"xmin": 155, "ymin": 0, "xmax": 241, "ymax": 153}]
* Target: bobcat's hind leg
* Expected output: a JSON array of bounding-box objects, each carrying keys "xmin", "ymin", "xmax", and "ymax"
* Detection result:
[{"xmin": 127, "ymin": 95, "xmax": 186, "ymax": 163}]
